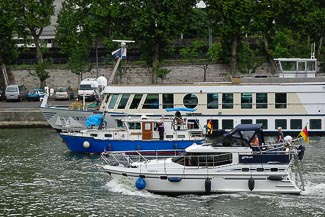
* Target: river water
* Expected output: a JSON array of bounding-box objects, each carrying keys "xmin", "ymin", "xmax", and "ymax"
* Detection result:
[{"xmin": 0, "ymin": 128, "xmax": 324, "ymax": 217}]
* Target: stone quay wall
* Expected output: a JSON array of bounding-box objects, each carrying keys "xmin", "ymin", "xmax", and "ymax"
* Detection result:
[{"xmin": 9, "ymin": 63, "xmax": 271, "ymax": 90}]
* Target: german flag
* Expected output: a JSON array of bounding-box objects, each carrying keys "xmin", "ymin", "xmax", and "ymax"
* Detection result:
[
  {"xmin": 300, "ymin": 125, "xmax": 309, "ymax": 144},
  {"xmin": 207, "ymin": 120, "xmax": 213, "ymax": 135}
]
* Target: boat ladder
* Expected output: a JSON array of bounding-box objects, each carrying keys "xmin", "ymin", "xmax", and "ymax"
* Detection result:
[{"xmin": 290, "ymin": 151, "xmax": 305, "ymax": 191}]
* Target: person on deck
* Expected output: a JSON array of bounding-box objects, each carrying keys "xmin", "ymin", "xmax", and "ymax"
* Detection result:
[
  {"xmin": 250, "ymin": 135, "xmax": 260, "ymax": 147},
  {"xmin": 157, "ymin": 121, "xmax": 165, "ymax": 140},
  {"xmin": 174, "ymin": 111, "xmax": 183, "ymax": 130},
  {"xmin": 276, "ymin": 127, "xmax": 284, "ymax": 143}
]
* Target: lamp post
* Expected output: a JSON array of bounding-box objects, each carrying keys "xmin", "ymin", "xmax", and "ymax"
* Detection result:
[
  {"xmin": 196, "ymin": 1, "xmax": 211, "ymax": 48},
  {"xmin": 95, "ymin": 37, "xmax": 99, "ymax": 78}
]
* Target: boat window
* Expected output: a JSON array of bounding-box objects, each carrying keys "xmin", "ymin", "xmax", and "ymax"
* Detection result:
[
  {"xmin": 275, "ymin": 93, "xmax": 287, "ymax": 109},
  {"xmin": 222, "ymin": 93, "xmax": 233, "ymax": 109},
  {"xmin": 166, "ymin": 135, "xmax": 173, "ymax": 139},
  {"xmin": 127, "ymin": 122, "xmax": 141, "ymax": 130},
  {"xmin": 183, "ymin": 93, "xmax": 198, "ymax": 109},
  {"xmin": 207, "ymin": 93, "xmax": 218, "ymax": 109},
  {"xmin": 117, "ymin": 94, "xmax": 130, "ymax": 109},
  {"xmin": 130, "ymin": 94, "xmax": 143, "ymax": 109},
  {"xmin": 163, "ymin": 94, "xmax": 174, "ymax": 109},
  {"xmin": 108, "ymin": 94, "xmax": 119, "ymax": 109},
  {"xmin": 188, "ymin": 119, "xmax": 200, "ymax": 129},
  {"xmin": 270, "ymin": 168, "xmax": 278, "ymax": 172},
  {"xmin": 177, "ymin": 135, "xmax": 186, "ymax": 139},
  {"xmin": 307, "ymin": 61, "xmax": 316, "ymax": 71},
  {"xmin": 90, "ymin": 134, "xmax": 97, "ymax": 137},
  {"xmin": 104, "ymin": 134, "xmax": 112, "ymax": 138},
  {"xmin": 241, "ymin": 130, "xmax": 255, "ymax": 142},
  {"xmin": 275, "ymin": 119, "xmax": 287, "ymax": 129},
  {"xmin": 222, "ymin": 119, "xmax": 233, "ymax": 130},
  {"xmin": 242, "ymin": 168, "xmax": 249, "ymax": 172},
  {"xmin": 281, "ymin": 61, "xmax": 296, "ymax": 71},
  {"xmin": 310, "ymin": 119, "xmax": 321, "ymax": 129},
  {"xmin": 173, "ymin": 153, "xmax": 232, "ymax": 167},
  {"xmin": 143, "ymin": 94, "xmax": 159, "ymax": 109},
  {"xmin": 256, "ymin": 168, "xmax": 264, "ymax": 172},
  {"xmin": 256, "ymin": 119, "xmax": 268, "ymax": 129},
  {"xmin": 298, "ymin": 62, "xmax": 305, "ymax": 71},
  {"xmin": 256, "ymin": 93, "xmax": 268, "ymax": 109},
  {"xmin": 241, "ymin": 93, "xmax": 252, "ymax": 109},
  {"xmin": 290, "ymin": 119, "xmax": 302, "ymax": 129},
  {"xmin": 116, "ymin": 119, "xmax": 124, "ymax": 128},
  {"xmin": 241, "ymin": 119, "xmax": 252, "ymax": 124}
]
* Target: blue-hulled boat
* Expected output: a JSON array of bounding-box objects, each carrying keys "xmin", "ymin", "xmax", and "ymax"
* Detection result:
[{"xmin": 60, "ymin": 108, "xmax": 206, "ymax": 153}]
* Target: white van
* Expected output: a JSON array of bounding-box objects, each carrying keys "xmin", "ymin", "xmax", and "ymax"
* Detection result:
[
  {"xmin": 5, "ymin": 85, "xmax": 28, "ymax": 102},
  {"xmin": 78, "ymin": 78, "xmax": 99, "ymax": 101}
]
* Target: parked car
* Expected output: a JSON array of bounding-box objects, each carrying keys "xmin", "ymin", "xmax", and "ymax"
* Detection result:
[
  {"xmin": 0, "ymin": 87, "xmax": 5, "ymax": 101},
  {"xmin": 27, "ymin": 88, "xmax": 45, "ymax": 101},
  {"xmin": 5, "ymin": 85, "xmax": 28, "ymax": 102},
  {"xmin": 55, "ymin": 87, "xmax": 74, "ymax": 100}
]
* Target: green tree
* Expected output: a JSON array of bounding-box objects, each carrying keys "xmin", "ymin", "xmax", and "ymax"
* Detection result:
[
  {"xmin": 56, "ymin": 0, "xmax": 91, "ymax": 80},
  {"xmin": 14, "ymin": 0, "xmax": 55, "ymax": 88},
  {"xmin": 182, "ymin": 7, "xmax": 209, "ymax": 39},
  {"xmin": 0, "ymin": 0, "xmax": 18, "ymax": 85},
  {"xmin": 121, "ymin": 0, "xmax": 196, "ymax": 83},
  {"xmin": 206, "ymin": 0, "xmax": 254, "ymax": 75}
]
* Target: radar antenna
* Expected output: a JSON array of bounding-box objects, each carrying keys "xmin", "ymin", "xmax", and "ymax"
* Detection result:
[{"xmin": 108, "ymin": 40, "xmax": 135, "ymax": 85}]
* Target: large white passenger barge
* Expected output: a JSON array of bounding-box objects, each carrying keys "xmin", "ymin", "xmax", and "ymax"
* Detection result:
[{"xmin": 41, "ymin": 57, "xmax": 325, "ymax": 135}]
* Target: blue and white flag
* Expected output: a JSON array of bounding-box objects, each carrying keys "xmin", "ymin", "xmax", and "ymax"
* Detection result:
[{"xmin": 111, "ymin": 47, "xmax": 127, "ymax": 60}]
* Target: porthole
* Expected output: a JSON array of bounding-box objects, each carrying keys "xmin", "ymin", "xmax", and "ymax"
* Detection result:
[{"xmin": 183, "ymin": 93, "xmax": 198, "ymax": 108}]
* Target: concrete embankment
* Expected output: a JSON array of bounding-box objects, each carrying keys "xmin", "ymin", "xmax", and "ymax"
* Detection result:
[{"xmin": 0, "ymin": 110, "xmax": 49, "ymax": 128}]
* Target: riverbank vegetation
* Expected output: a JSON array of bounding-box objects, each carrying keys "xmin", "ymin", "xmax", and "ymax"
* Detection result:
[{"xmin": 0, "ymin": 0, "xmax": 324, "ymax": 85}]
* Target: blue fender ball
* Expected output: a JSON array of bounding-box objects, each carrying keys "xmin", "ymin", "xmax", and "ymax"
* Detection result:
[{"xmin": 135, "ymin": 177, "xmax": 146, "ymax": 190}]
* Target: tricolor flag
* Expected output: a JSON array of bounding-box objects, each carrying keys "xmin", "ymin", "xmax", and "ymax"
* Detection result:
[
  {"xmin": 300, "ymin": 125, "xmax": 309, "ymax": 144},
  {"xmin": 112, "ymin": 47, "xmax": 127, "ymax": 60},
  {"xmin": 207, "ymin": 119, "xmax": 213, "ymax": 135}
]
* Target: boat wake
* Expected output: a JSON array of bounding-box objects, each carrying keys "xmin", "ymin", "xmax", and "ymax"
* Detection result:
[
  {"xmin": 302, "ymin": 182, "xmax": 325, "ymax": 196},
  {"xmin": 104, "ymin": 179, "xmax": 160, "ymax": 198}
]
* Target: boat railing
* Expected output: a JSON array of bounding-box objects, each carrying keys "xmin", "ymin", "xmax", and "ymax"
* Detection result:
[
  {"xmin": 101, "ymin": 152, "xmax": 136, "ymax": 167},
  {"xmin": 101, "ymin": 149, "xmax": 184, "ymax": 167}
]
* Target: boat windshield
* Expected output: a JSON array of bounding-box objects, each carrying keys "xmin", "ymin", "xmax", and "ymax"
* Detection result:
[{"xmin": 172, "ymin": 153, "xmax": 233, "ymax": 167}]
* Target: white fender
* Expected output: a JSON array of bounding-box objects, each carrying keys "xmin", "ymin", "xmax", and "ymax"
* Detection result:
[{"xmin": 83, "ymin": 141, "xmax": 90, "ymax": 148}]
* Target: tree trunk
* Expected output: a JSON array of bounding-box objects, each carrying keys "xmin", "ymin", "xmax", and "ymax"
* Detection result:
[
  {"xmin": 230, "ymin": 32, "xmax": 238, "ymax": 75},
  {"xmin": 32, "ymin": 33, "xmax": 43, "ymax": 64},
  {"xmin": 203, "ymin": 64, "xmax": 208, "ymax": 82},
  {"xmin": 263, "ymin": 33, "xmax": 276, "ymax": 74}
]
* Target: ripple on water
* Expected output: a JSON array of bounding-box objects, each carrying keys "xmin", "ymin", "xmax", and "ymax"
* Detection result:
[{"xmin": 1, "ymin": 129, "xmax": 325, "ymax": 217}]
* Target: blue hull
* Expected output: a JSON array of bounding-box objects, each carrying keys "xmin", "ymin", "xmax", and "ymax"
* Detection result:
[{"xmin": 60, "ymin": 134, "xmax": 205, "ymax": 153}]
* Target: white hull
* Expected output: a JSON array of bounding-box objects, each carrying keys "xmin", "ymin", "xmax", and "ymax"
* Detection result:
[
  {"xmin": 99, "ymin": 82, "xmax": 325, "ymax": 135},
  {"xmin": 104, "ymin": 162, "xmax": 301, "ymax": 195},
  {"xmin": 40, "ymin": 106, "xmax": 123, "ymax": 131},
  {"xmin": 40, "ymin": 106, "xmax": 95, "ymax": 131}
]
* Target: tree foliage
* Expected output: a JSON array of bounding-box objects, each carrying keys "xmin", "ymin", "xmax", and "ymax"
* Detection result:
[
  {"xmin": 120, "ymin": 0, "xmax": 197, "ymax": 83},
  {"xmin": 1, "ymin": 0, "xmax": 324, "ymax": 85},
  {"xmin": 0, "ymin": 0, "xmax": 18, "ymax": 66},
  {"xmin": 13, "ymin": 0, "xmax": 55, "ymax": 88}
]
